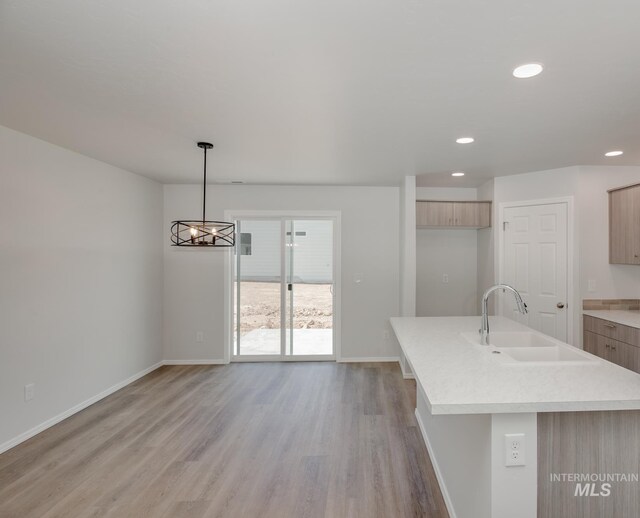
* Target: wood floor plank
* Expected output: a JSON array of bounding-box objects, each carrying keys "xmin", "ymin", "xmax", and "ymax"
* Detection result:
[{"xmin": 0, "ymin": 362, "xmax": 449, "ymax": 518}]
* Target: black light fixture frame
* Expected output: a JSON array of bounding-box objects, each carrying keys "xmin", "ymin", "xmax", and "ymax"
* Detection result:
[{"xmin": 170, "ymin": 142, "xmax": 236, "ymax": 247}]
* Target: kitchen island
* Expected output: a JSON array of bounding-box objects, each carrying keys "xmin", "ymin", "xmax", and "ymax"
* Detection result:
[{"xmin": 391, "ymin": 316, "xmax": 640, "ymax": 518}]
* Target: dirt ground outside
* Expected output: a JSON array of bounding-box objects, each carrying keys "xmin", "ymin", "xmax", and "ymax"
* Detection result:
[{"xmin": 235, "ymin": 281, "xmax": 333, "ymax": 335}]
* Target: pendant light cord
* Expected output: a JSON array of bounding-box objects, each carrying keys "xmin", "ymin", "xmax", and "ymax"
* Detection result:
[{"xmin": 202, "ymin": 146, "xmax": 207, "ymax": 225}]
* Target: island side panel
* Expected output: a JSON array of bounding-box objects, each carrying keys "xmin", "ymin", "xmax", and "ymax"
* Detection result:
[
  {"xmin": 415, "ymin": 382, "xmax": 492, "ymax": 518},
  {"xmin": 491, "ymin": 413, "xmax": 538, "ymax": 518},
  {"xmin": 538, "ymin": 410, "xmax": 640, "ymax": 518}
]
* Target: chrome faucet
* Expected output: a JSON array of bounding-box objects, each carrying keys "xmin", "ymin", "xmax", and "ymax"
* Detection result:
[{"xmin": 480, "ymin": 284, "xmax": 528, "ymax": 345}]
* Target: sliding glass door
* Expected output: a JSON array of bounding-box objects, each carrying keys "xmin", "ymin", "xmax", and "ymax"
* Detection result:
[{"xmin": 233, "ymin": 218, "xmax": 335, "ymax": 361}]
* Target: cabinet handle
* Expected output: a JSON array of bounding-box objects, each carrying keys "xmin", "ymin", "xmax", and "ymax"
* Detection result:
[
  {"xmin": 612, "ymin": 345, "xmax": 617, "ymax": 351},
  {"xmin": 605, "ymin": 344, "xmax": 611, "ymax": 349},
  {"xmin": 603, "ymin": 323, "xmax": 616, "ymax": 329}
]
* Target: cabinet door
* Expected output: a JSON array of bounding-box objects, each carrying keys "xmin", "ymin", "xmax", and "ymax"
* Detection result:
[
  {"xmin": 451, "ymin": 202, "xmax": 491, "ymax": 227},
  {"xmin": 452, "ymin": 203, "xmax": 478, "ymax": 226},
  {"xmin": 583, "ymin": 331, "xmax": 611, "ymax": 361},
  {"xmin": 416, "ymin": 201, "xmax": 454, "ymax": 227},
  {"xmin": 609, "ymin": 186, "xmax": 640, "ymax": 264},
  {"xmin": 610, "ymin": 340, "xmax": 640, "ymax": 373},
  {"xmin": 452, "ymin": 203, "xmax": 470, "ymax": 226},
  {"xmin": 583, "ymin": 330, "xmax": 600, "ymax": 356}
]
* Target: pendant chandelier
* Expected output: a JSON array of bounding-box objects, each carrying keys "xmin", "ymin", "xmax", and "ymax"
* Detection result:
[{"xmin": 170, "ymin": 142, "xmax": 235, "ymax": 247}]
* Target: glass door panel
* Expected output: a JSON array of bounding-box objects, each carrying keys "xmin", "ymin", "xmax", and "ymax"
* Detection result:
[
  {"xmin": 285, "ymin": 220, "xmax": 334, "ymax": 356},
  {"xmin": 233, "ymin": 220, "xmax": 282, "ymax": 356}
]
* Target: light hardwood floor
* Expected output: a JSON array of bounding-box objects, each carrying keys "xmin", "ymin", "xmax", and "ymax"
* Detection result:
[{"xmin": 0, "ymin": 363, "xmax": 449, "ymax": 518}]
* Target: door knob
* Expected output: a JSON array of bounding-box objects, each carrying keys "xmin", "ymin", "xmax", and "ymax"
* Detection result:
[{"xmin": 557, "ymin": 302, "xmax": 565, "ymax": 309}]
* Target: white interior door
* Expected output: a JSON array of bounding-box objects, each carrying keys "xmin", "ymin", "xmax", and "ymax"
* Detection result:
[{"xmin": 502, "ymin": 202, "xmax": 568, "ymax": 341}]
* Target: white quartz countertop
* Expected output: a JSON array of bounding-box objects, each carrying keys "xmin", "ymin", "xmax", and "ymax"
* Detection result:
[
  {"xmin": 390, "ymin": 316, "xmax": 640, "ymax": 415},
  {"xmin": 583, "ymin": 310, "xmax": 640, "ymax": 329}
]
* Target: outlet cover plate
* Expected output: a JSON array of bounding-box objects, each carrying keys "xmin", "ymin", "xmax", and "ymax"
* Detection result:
[
  {"xmin": 24, "ymin": 383, "xmax": 35, "ymax": 402},
  {"xmin": 504, "ymin": 433, "xmax": 526, "ymax": 467}
]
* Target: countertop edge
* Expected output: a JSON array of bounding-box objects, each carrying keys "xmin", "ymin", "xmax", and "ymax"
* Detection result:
[{"xmin": 583, "ymin": 310, "xmax": 640, "ymax": 330}]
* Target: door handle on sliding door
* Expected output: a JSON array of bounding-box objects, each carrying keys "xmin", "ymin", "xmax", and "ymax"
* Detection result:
[{"xmin": 287, "ymin": 283, "xmax": 292, "ymax": 291}]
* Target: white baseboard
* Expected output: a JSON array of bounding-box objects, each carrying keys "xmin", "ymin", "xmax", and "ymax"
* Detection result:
[
  {"xmin": 0, "ymin": 361, "xmax": 164, "ymax": 455},
  {"xmin": 162, "ymin": 359, "xmax": 227, "ymax": 365},
  {"xmin": 399, "ymin": 358, "xmax": 415, "ymax": 379},
  {"xmin": 414, "ymin": 408, "xmax": 457, "ymax": 518},
  {"xmin": 338, "ymin": 356, "xmax": 400, "ymax": 363}
]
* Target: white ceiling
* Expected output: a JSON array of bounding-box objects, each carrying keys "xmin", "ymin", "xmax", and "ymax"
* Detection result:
[{"xmin": 1, "ymin": 1, "xmax": 639, "ymax": 186}]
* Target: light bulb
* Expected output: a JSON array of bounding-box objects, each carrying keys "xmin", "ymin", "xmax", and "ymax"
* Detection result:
[
  {"xmin": 513, "ymin": 63, "xmax": 543, "ymax": 78},
  {"xmin": 190, "ymin": 227, "xmax": 198, "ymax": 237}
]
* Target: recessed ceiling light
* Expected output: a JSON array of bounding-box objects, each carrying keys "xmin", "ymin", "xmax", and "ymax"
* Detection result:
[
  {"xmin": 451, "ymin": 171, "xmax": 465, "ymax": 177},
  {"xmin": 605, "ymin": 150, "xmax": 623, "ymax": 157},
  {"xmin": 513, "ymin": 63, "xmax": 543, "ymax": 79},
  {"xmin": 456, "ymin": 137, "xmax": 474, "ymax": 144}
]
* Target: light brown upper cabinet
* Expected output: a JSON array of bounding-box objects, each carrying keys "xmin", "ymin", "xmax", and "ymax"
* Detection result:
[
  {"xmin": 609, "ymin": 183, "xmax": 640, "ymax": 265},
  {"xmin": 416, "ymin": 201, "xmax": 491, "ymax": 228}
]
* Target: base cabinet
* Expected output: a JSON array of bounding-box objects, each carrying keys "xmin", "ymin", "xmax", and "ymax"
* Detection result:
[{"xmin": 583, "ymin": 316, "xmax": 640, "ymax": 373}]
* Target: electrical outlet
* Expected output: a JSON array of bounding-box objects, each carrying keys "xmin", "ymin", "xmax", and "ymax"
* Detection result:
[
  {"xmin": 504, "ymin": 433, "xmax": 526, "ymax": 467},
  {"xmin": 196, "ymin": 331, "xmax": 204, "ymax": 343},
  {"xmin": 442, "ymin": 274, "xmax": 449, "ymax": 284},
  {"xmin": 383, "ymin": 330, "xmax": 390, "ymax": 341},
  {"xmin": 24, "ymin": 383, "xmax": 35, "ymax": 402},
  {"xmin": 588, "ymin": 279, "xmax": 596, "ymax": 293}
]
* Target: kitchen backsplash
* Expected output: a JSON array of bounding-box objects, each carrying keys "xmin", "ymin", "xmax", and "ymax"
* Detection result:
[{"xmin": 583, "ymin": 299, "xmax": 640, "ymax": 310}]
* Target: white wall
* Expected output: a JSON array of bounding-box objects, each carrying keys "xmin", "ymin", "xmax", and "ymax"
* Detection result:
[
  {"xmin": 577, "ymin": 166, "xmax": 640, "ymax": 300},
  {"xmin": 416, "ymin": 186, "xmax": 478, "ymax": 202},
  {"xmin": 0, "ymin": 125, "xmax": 163, "ymax": 450},
  {"xmin": 416, "ymin": 187, "xmax": 480, "ymax": 317},
  {"xmin": 164, "ymin": 184, "xmax": 400, "ymax": 361},
  {"xmin": 417, "ymin": 229, "xmax": 478, "ymax": 316},
  {"xmin": 400, "ymin": 176, "xmax": 416, "ymax": 317},
  {"xmin": 493, "ymin": 167, "xmax": 580, "ymax": 205},
  {"xmin": 477, "ymin": 179, "xmax": 495, "ymax": 312},
  {"xmin": 416, "ymin": 383, "xmax": 492, "ymax": 518},
  {"xmin": 398, "ymin": 176, "xmax": 416, "ymax": 377},
  {"xmin": 490, "ymin": 413, "xmax": 537, "ymax": 518}
]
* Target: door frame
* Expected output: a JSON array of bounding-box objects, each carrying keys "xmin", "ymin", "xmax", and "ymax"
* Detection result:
[
  {"xmin": 497, "ymin": 197, "xmax": 575, "ymax": 345},
  {"xmin": 223, "ymin": 210, "xmax": 342, "ymax": 363}
]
